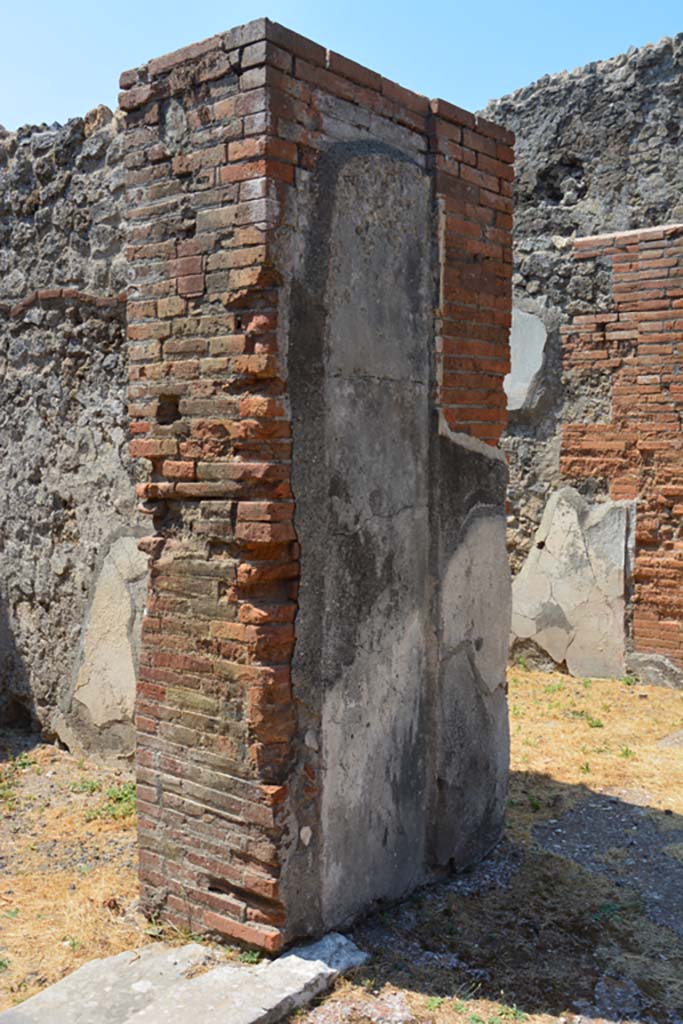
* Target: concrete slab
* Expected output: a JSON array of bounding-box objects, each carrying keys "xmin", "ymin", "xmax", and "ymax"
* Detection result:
[
  {"xmin": 0, "ymin": 934, "xmax": 367, "ymax": 1024},
  {"xmin": 0, "ymin": 943, "xmax": 208, "ymax": 1024},
  {"xmin": 130, "ymin": 932, "xmax": 367, "ymax": 1024}
]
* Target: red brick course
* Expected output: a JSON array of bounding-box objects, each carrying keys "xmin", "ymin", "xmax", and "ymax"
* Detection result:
[
  {"xmin": 431, "ymin": 100, "xmax": 514, "ymax": 445},
  {"xmin": 122, "ymin": 19, "xmax": 513, "ymax": 949},
  {"xmin": 561, "ymin": 224, "xmax": 683, "ymax": 670}
]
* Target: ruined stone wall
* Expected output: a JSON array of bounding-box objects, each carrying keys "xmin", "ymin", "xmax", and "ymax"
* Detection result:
[
  {"xmin": 121, "ymin": 19, "xmax": 512, "ymax": 951},
  {"xmin": 0, "ymin": 111, "xmax": 146, "ymax": 756},
  {"xmin": 486, "ymin": 36, "xmax": 683, "ymax": 684},
  {"xmin": 486, "ymin": 34, "xmax": 683, "ymax": 565}
]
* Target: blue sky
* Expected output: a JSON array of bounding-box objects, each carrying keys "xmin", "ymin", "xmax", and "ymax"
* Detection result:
[{"xmin": 2, "ymin": 1, "xmax": 681, "ymax": 130}]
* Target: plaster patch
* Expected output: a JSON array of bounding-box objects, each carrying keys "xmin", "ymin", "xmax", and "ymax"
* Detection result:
[
  {"xmin": 512, "ymin": 488, "xmax": 630, "ymax": 678},
  {"xmin": 504, "ymin": 308, "xmax": 547, "ymax": 411},
  {"xmin": 73, "ymin": 537, "xmax": 147, "ymax": 730}
]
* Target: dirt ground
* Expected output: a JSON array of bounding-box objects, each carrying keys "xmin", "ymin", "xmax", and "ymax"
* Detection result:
[
  {"xmin": 0, "ymin": 736, "xmax": 148, "ymax": 1008},
  {"xmin": 1, "ymin": 668, "xmax": 682, "ymax": 1022}
]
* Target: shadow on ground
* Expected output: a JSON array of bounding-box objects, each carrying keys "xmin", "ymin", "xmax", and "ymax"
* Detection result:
[
  {"xmin": 298, "ymin": 772, "xmax": 683, "ymax": 1024},
  {"xmin": 0, "ymin": 597, "xmax": 41, "ymax": 764},
  {"xmin": 0, "ymin": 593, "xmax": 37, "ymax": 745}
]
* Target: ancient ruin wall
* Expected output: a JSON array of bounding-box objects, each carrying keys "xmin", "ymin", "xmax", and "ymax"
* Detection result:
[
  {"xmin": 122, "ymin": 19, "xmax": 513, "ymax": 951},
  {"xmin": 485, "ymin": 36, "xmax": 683, "ymax": 684},
  {"xmin": 486, "ymin": 34, "xmax": 683, "ymax": 566},
  {"xmin": 0, "ymin": 111, "xmax": 147, "ymax": 755},
  {"xmin": 561, "ymin": 227, "xmax": 683, "ymax": 675}
]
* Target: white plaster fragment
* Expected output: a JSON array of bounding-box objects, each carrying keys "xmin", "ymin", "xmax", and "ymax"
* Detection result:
[
  {"xmin": 511, "ymin": 487, "xmax": 630, "ymax": 678},
  {"xmin": 504, "ymin": 308, "xmax": 547, "ymax": 411},
  {"xmin": 438, "ymin": 413, "xmax": 507, "ymax": 464}
]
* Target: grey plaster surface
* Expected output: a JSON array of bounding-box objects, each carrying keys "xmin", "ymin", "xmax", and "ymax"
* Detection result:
[
  {"xmin": 283, "ymin": 139, "xmax": 510, "ymax": 936},
  {"xmin": 316, "ymin": 149, "xmax": 432, "ymax": 928},
  {"xmin": 430, "ymin": 424, "xmax": 510, "ymax": 869},
  {"xmin": 0, "ymin": 934, "xmax": 367, "ymax": 1024},
  {"xmin": 54, "ymin": 536, "xmax": 147, "ymax": 759},
  {"xmin": 512, "ymin": 487, "xmax": 630, "ymax": 678},
  {"xmin": 504, "ymin": 308, "xmax": 547, "ymax": 412},
  {"xmin": 287, "ymin": 144, "xmax": 433, "ymax": 932}
]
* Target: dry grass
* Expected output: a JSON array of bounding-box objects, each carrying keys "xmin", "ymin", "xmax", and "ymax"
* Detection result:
[
  {"xmin": 0, "ymin": 740, "xmax": 254, "ymax": 1010},
  {"xmin": 506, "ymin": 665, "xmax": 683, "ymax": 838},
  {"xmin": 0, "ymin": 743, "xmax": 149, "ymax": 1008}
]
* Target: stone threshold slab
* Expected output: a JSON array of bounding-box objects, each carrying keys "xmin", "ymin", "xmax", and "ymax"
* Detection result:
[{"xmin": 0, "ymin": 933, "xmax": 367, "ymax": 1024}]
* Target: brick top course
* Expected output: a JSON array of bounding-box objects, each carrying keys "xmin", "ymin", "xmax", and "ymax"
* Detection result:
[{"xmin": 119, "ymin": 18, "xmax": 514, "ymax": 147}]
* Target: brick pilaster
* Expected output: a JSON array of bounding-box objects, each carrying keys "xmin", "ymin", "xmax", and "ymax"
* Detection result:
[{"xmin": 121, "ymin": 19, "xmax": 514, "ymax": 951}]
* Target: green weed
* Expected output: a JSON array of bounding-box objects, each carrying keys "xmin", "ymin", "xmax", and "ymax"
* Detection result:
[
  {"xmin": 498, "ymin": 1007, "xmax": 527, "ymax": 1022},
  {"xmin": 592, "ymin": 901, "xmax": 621, "ymax": 922},
  {"xmin": 567, "ymin": 710, "xmax": 604, "ymax": 728},
  {"xmin": 71, "ymin": 778, "xmax": 102, "ymax": 795},
  {"xmin": 85, "ymin": 781, "xmax": 136, "ymax": 822},
  {"xmin": 239, "ymin": 950, "xmax": 262, "ymax": 964}
]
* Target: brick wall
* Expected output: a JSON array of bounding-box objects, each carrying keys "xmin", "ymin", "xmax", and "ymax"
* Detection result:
[
  {"xmin": 432, "ymin": 103, "xmax": 513, "ymax": 444},
  {"xmin": 121, "ymin": 19, "xmax": 513, "ymax": 950},
  {"xmin": 561, "ymin": 225, "xmax": 683, "ymax": 670}
]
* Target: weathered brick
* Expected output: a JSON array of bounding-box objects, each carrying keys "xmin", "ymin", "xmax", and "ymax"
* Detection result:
[{"xmin": 558, "ymin": 226, "xmax": 683, "ymax": 671}]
